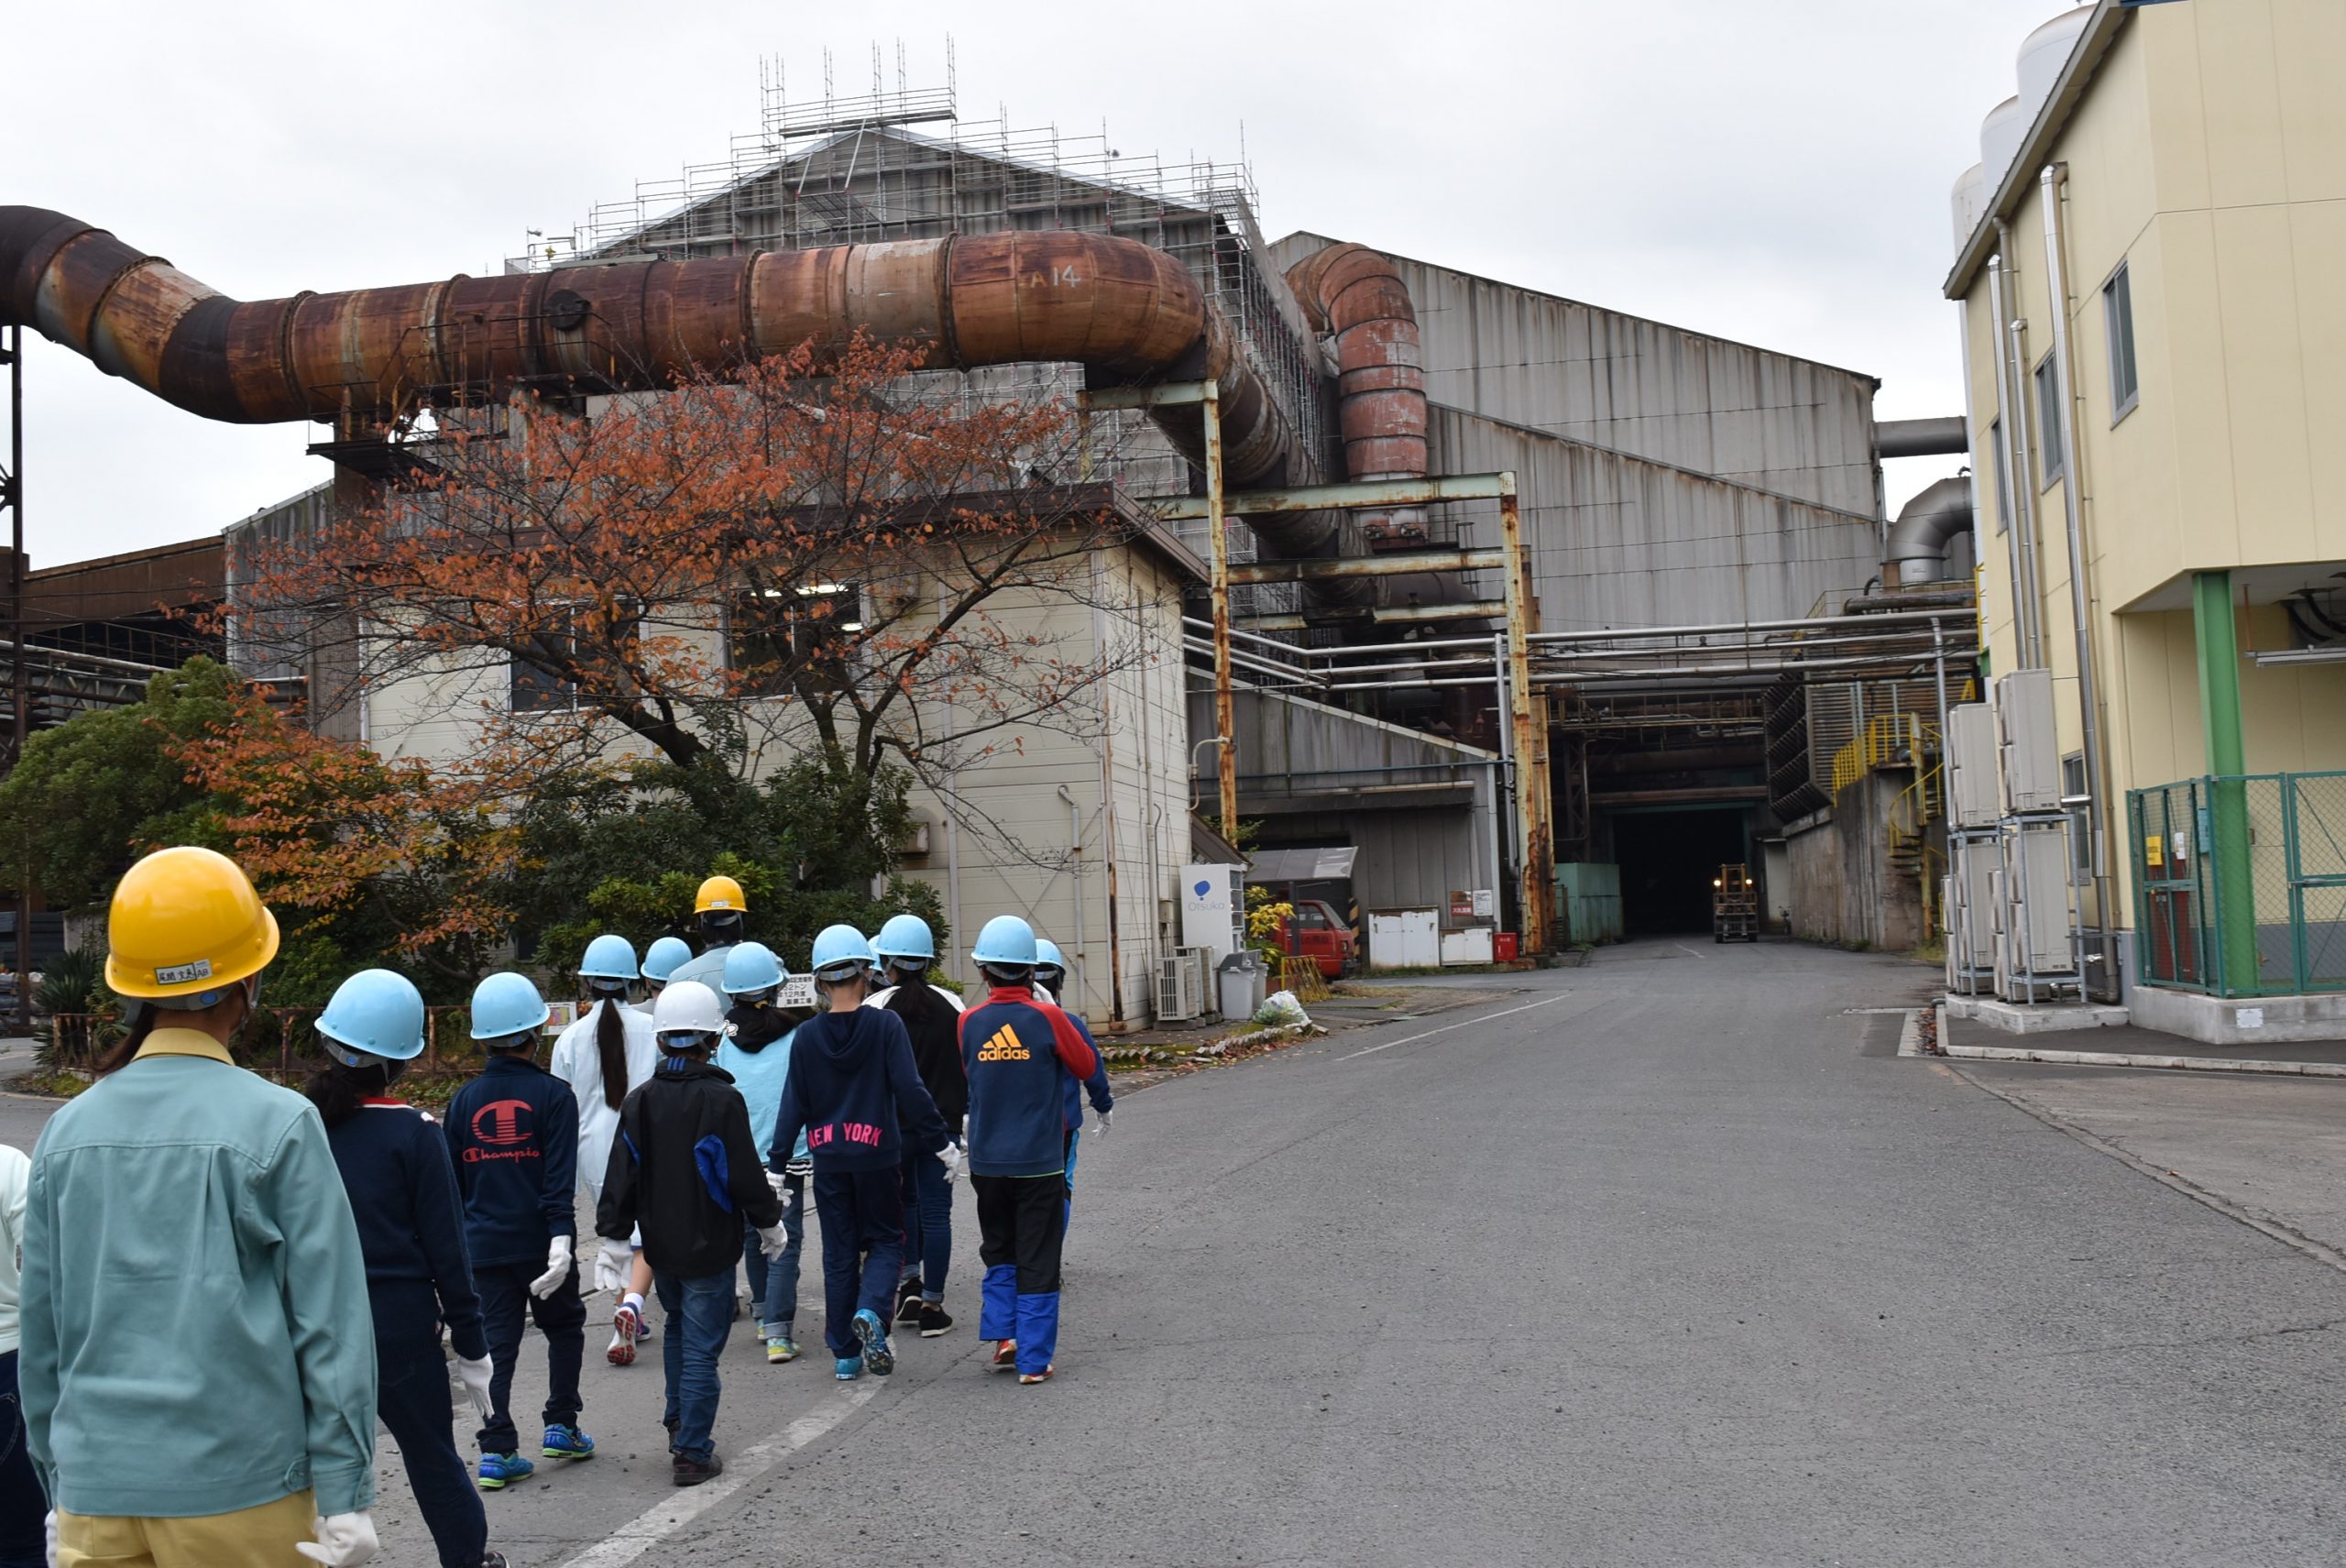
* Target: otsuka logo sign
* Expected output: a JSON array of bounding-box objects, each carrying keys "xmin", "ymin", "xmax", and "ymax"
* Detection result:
[
  {"xmin": 466, "ymin": 1099, "xmax": 542, "ymax": 1163},
  {"xmin": 975, "ymin": 1026, "xmax": 1030, "ymax": 1063}
]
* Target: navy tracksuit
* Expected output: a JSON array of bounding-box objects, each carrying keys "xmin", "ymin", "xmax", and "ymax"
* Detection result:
[
  {"xmin": 446, "ymin": 1051, "xmax": 584, "ymax": 1453},
  {"xmin": 961, "ymin": 986, "xmax": 1101, "ymax": 1376},
  {"xmin": 324, "ymin": 1100, "xmax": 488, "ymax": 1568},
  {"xmin": 771, "ymin": 1007, "xmax": 949, "ymax": 1360}
]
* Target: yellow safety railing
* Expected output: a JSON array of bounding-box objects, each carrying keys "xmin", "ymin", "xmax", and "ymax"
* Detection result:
[{"xmin": 1829, "ymin": 713, "xmax": 1938, "ymax": 798}]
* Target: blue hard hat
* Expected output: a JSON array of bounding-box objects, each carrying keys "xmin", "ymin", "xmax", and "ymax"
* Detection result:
[
  {"xmin": 1034, "ymin": 938, "xmax": 1067, "ymax": 975},
  {"xmin": 579, "ymin": 933, "xmax": 640, "ymax": 982},
  {"xmin": 469, "ymin": 970, "xmax": 551, "ymax": 1042},
  {"xmin": 721, "ymin": 941, "xmax": 785, "ymax": 995},
  {"xmin": 641, "ymin": 936, "xmax": 692, "ymax": 984},
  {"xmin": 872, "ymin": 915, "xmax": 937, "ymax": 964},
  {"xmin": 317, "ymin": 969, "xmax": 427, "ymax": 1063},
  {"xmin": 809, "ymin": 923, "xmax": 876, "ymax": 980},
  {"xmin": 971, "ymin": 915, "xmax": 1038, "ymax": 968}
]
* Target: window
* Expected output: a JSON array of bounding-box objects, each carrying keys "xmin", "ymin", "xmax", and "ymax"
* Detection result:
[
  {"xmin": 1989, "ymin": 418, "xmax": 2012, "ymax": 536},
  {"xmin": 510, "ymin": 602, "xmax": 639, "ymax": 713},
  {"xmin": 2103, "ymin": 262, "xmax": 2139, "ymax": 421},
  {"xmin": 727, "ymin": 583, "xmax": 863, "ymax": 697},
  {"xmin": 2034, "ymin": 356, "xmax": 2065, "ymax": 488},
  {"xmin": 2063, "ymin": 753, "xmax": 2089, "ymax": 886}
]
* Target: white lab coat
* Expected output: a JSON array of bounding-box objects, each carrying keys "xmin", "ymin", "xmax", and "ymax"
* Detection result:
[{"xmin": 549, "ymin": 999, "xmax": 660, "ymax": 1202}]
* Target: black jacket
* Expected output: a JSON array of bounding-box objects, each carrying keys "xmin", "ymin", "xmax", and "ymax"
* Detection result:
[
  {"xmin": 882, "ymin": 981, "xmax": 968, "ymax": 1130},
  {"xmin": 597, "ymin": 1055, "xmax": 782, "ymax": 1277}
]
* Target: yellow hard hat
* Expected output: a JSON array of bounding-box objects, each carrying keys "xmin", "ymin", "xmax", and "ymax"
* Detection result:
[
  {"xmin": 695, "ymin": 874, "xmax": 748, "ymax": 915},
  {"xmin": 104, "ymin": 846, "xmax": 281, "ymax": 1000}
]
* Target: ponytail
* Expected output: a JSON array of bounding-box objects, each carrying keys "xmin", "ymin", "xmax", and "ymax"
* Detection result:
[
  {"xmin": 592, "ymin": 992, "xmax": 630, "ymax": 1110},
  {"xmin": 888, "ymin": 960, "xmax": 933, "ymax": 999},
  {"xmin": 302, "ymin": 1058, "xmax": 391, "ymax": 1129}
]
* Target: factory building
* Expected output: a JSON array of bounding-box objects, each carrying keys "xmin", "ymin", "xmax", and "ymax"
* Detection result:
[
  {"xmin": 5, "ymin": 58, "xmax": 1979, "ymax": 1016},
  {"xmin": 1942, "ymin": 0, "xmax": 2346, "ymax": 1038}
]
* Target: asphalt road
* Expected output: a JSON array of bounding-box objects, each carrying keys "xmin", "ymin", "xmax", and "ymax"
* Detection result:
[{"xmin": 9, "ymin": 939, "xmax": 2346, "ymax": 1565}]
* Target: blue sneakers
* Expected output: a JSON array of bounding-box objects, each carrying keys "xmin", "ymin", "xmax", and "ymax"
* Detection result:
[
  {"xmin": 852, "ymin": 1308, "xmax": 895, "ymax": 1376},
  {"xmin": 542, "ymin": 1424, "xmax": 596, "ymax": 1461},
  {"xmin": 834, "ymin": 1354, "xmax": 863, "ymax": 1380},
  {"xmin": 477, "ymin": 1451, "xmax": 534, "ymax": 1489}
]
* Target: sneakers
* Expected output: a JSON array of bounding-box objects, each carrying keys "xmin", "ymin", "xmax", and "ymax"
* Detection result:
[
  {"xmin": 852, "ymin": 1307, "xmax": 895, "ymax": 1376},
  {"xmin": 989, "ymin": 1338, "xmax": 1018, "ymax": 1371},
  {"xmin": 542, "ymin": 1424, "xmax": 596, "ymax": 1461},
  {"xmin": 1018, "ymin": 1365, "xmax": 1056, "ymax": 1386},
  {"xmin": 481, "ymin": 1555, "xmax": 510, "ymax": 1568},
  {"xmin": 894, "ymin": 1277, "xmax": 925, "ymax": 1321},
  {"xmin": 765, "ymin": 1332, "xmax": 799, "ymax": 1364},
  {"xmin": 917, "ymin": 1303, "xmax": 954, "ymax": 1338},
  {"xmin": 834, "ymin": 1354, "xmax": 863, "ymax": 1380},
  {"xmin": 672, "ymin": 1452, "xmax": 726, "ymax": 1487},
  {"xmin": 609, "ymin": 1297, "xmax": 646, "ymax": 1365},
  {"xmin": 477, "ymin": 1451, "xmax": 534, "ymax": 1490}
]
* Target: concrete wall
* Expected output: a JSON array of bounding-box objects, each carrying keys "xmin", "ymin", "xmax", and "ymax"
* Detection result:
[{"xmin": 1783, "ymin": 773, "xmax": 1925, "ymax": 953}]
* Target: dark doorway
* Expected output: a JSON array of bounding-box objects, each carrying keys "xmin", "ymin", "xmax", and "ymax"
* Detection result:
[{"xmin": 1611, "ymin": 808, "xmax": 1750, "ymax": 935}]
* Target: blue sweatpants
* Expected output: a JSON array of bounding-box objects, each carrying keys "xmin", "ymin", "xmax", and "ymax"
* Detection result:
[
  {"xmin": 811, "ymin": 1167, "xmax": 905, "ymax": 1358},
  {"xmin": 373, "ymin": 1284, "xmax": 488, "ymax": 1568}
]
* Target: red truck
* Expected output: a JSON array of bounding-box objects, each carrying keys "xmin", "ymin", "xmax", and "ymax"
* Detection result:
[{"xmin": 1273, "ymin": 898, "xmax": 1358, "ymax": 979}]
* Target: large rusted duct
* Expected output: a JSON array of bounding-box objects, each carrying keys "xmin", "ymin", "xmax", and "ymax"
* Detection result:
[
  {"xmin": 0, "ymin": 206, "xmax": 1356, "ymax": 553},
  {"xmin": 1281, "ymin": 242, "xmax": 1428, "ymax": 549}
]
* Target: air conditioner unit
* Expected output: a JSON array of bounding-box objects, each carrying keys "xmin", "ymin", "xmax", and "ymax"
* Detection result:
[
  {"xmin": 1946, "ymin": 703, "xmax": 2000, "ymax": 828},
  {"xmin": 1995, "ymin": 669, "xmax": 2062, "ymax": 812},
  {"xmin": 1155, "ymin": 948, "xmax": 1208, "ymax": 1023}
]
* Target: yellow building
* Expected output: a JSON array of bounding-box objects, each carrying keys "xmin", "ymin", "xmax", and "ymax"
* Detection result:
[{"xmin": 1946, "ymin": 0, "xmax": 2346, "ymax": 1037}]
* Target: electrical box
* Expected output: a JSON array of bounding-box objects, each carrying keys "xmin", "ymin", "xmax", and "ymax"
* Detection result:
[
  {"xmin": 1946, "ymin": 703, "xmax": 2001, "ymax": 828},
  {"xmin": 1952, "ymin": 840, "xmax": 2000, "ymax": 972},
  {"xmin": 1996, "ymin": 668, "xmax": 2063, "ymax": 812},
  {"xmin": 2010, "ymin": 821, "xmax": 2076, "ymax": 974}
]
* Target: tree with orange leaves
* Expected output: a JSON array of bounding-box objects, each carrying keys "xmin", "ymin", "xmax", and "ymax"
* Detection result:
[{"xmin": 228, "ymin": 334, "xmax": 1168, "ymax": 824}]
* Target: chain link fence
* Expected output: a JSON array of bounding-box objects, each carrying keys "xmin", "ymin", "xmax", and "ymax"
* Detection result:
[{"xmin": 2128, "ymin": 772, "xmax": 2346, "ymax": 998}]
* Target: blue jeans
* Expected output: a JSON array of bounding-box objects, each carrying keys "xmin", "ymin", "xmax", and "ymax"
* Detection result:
[
  {"xmin": 897, "ymin": 1147, "xmax": 952, "ymax": 1301},
  {"xmin": 372, "ymin": 1286, "xmax": 487, "ymax": 1568},
  {"xmin": 652, "ymin": 1270, "xmax": 735, "ymax": 1464},
  {"xmin": 0, "ymin": 1350, "xmax": 47, "ymax": 1568},
  {"xmin": 740, "ymin": 1174, "xmax": 806, "ymax": 1335},
  {"xmin": 811, "ymin": 1167, "xmax": 904, "ymax": 1358}
]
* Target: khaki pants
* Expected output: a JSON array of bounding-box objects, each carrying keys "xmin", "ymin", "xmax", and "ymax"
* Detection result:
[{"xmin": 58, "ymin": 1488, "xmax": 315, "ymax": 1566}]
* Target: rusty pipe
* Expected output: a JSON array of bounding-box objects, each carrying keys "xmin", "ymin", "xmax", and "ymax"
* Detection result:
[
  {"xmin": 1282, "ymin": 242, "xmax": 1428, "ymax": 549},
  {"xmin": 0, "ymin": 209, "xmax": 1346, "ymax": 548}
]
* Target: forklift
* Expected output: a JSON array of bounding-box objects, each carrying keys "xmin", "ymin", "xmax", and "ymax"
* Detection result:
[{"xmin": 1711, "ymin": 863, "xmax": 1760, "ymax": 943}]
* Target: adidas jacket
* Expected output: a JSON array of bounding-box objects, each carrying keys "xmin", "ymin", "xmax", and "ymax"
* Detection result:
[{"xmin": 960, "ymin": 988, "xmax": 1101, "ymax": 1178}]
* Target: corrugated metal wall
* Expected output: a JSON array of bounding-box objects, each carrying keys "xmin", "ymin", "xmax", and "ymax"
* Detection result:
[
  {"xmin": 1267, "ymin": 232, "xmax": 1881, "ymax": 517},
  {"xmin": 1429, "ymin": 406, "xmax": 1884, "ymax": 632}
]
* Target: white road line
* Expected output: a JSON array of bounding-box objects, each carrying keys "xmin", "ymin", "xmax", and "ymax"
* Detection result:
[
  {"xmin": 1332, "ymin": 992, "xmax": 1573, "ymax": 1062},
  {"xmin": 555, "ymin": 1383, "xmax": 881, "ymax": 1567}
]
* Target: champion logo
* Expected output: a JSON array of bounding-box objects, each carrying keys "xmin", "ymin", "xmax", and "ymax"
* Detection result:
[
  {"xmin": 975, "ymin": 1025, "xmax": 1030, "ymax": 1063},
  {"xmin": 470, "ymin": 1099, "xmax": 534, "ymax": 1146}
]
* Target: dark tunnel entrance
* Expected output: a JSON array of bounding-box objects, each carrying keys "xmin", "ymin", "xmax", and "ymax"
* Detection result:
[{"xmin": 1611, "ymin": 807, "xmax": 1753, "ymax": 936}]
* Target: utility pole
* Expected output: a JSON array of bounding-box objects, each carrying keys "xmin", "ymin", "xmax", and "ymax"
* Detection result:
[{"xmin": 5, "ymin": 323, "xmax": 28, "ymax": 1032}]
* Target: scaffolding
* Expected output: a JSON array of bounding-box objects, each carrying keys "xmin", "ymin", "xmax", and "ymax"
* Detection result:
[{"xmin": 510, "ymin": 47, "xmax": 1331, "ymax": 501}]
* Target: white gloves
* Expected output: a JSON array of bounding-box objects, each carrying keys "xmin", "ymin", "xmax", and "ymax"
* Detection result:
[
  {"xmin": 593, "ymin": 1238, "xmax": 633, "ymax": 1294},
  {"xmin": 937, "ymin": 1141, "xmax": 964, "ymax": 1184},
  {"xmin": 1094, "ymin": 1108, "xmax": 1113, "ymax": 1135},
  {"xmin": 44, "ymin": 1510, "xmax": 56, "ymax": 1568},
  {"xmin": 765, "ymin": 1169, "xmax": 789, "ymax": 1200},
  {"xmin": 755, "ymin": 1223, "xmax": 791, "ymax": 1258},
  {"xmin": 454, "ymin": 1354, "xmax": 493, "ymax": 1423},
  {"xmin": 294, "ymin": 1511, "xmax": 379, "ymax": 1565},
  {"xmin": 529, "ymin": 1235, "xmax": 575, "ymax": 1299}
]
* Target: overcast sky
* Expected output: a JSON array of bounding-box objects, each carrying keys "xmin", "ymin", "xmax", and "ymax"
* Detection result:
[{"xmin": 12, "ymin": 0, "xmax": 2083, "ymax": 565}]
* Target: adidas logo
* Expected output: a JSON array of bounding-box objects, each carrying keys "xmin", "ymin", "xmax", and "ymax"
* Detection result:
[{"xmin": 975, "ymin": 1025, "xmax": 1030, "ymax": 1063}]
